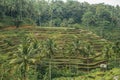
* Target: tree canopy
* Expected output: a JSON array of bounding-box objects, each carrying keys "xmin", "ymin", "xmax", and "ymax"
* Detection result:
[{"xmin": 0, "ymin": 0, "xmax": 119, "ymax": 27}]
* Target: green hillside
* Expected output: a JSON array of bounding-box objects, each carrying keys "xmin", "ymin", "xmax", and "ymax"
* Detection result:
[
  {"xmin": 0, "ymin": 0, "xmax": 120, "ymax": 80},
  {"xmin": 1, "ymin": 27, "xmax": 119, "ymax": 80},
  {"xmin": 53, "ymin": 68, "xmax": 120, "ymax": 80}
]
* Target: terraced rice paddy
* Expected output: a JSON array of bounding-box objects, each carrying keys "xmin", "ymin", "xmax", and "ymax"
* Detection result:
[{"xmin": 0, "ymin": 27, "xmax": 110, "ymax": 71}]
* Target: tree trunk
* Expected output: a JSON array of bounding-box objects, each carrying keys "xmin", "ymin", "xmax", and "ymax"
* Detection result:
[
  {"xmin": 23, "ymin": 61, "xmax": 28, "ymax": 80},
  {"xmin": 49, "ymin": 58, "xmax": 52, "ymax": 80}
]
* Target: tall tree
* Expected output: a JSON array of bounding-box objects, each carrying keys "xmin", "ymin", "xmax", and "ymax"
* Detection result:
[{"xmin": 9, "ymin": 34, "xmax": 43, "ymax": 80}]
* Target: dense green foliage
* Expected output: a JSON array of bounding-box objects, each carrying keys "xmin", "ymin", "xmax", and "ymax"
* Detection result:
[
  {"xmin": 0, "ymin": 0, "xmax": 120, "ymax": 27},
  {"xmin": 0, "ymin": 27, "xmax": 120, "ymax": 80},
  {"xmin": 53, "ymin": 68, "xmax": 120, "ymax": 80},
  {"xmin": 0, "ymin": 0, "xmax": 120, "ymax": 79},
  {"xmin": 0, "ymin": 0, "xmax": 120, "ymax": 42}
]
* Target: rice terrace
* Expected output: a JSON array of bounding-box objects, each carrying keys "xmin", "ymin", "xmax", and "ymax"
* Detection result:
[{"xmin": 0, "ymin": 0, "xmax": 120, "ymax": 80}]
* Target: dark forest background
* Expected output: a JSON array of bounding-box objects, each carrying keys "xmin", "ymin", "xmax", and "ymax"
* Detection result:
[{"xmin": 0, "ymin": 0, "xmax": 120, "ymax": 42}]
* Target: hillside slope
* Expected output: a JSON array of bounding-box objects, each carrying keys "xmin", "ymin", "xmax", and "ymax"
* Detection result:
[{"xmin": 0, "ymin": 27, "xmax": 110, "ymax": 67}]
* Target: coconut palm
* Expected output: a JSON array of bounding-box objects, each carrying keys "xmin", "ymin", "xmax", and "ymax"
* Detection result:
[
  {"xmin": 113, "ymin": 42, "xmax": 120, "ymax": 58},
  {"xmin": 45, "ymin": 38, "xmax": 57, "ymax": 80},
  {"xmin": 80, "ymin": 43, "xmax": 95, "ymax": 76},
  {"xmin": 0, "ymin": 53, "xmax": 14, "ymax": 80},
  {"xmin": 103, "ymin": 44, "xmax": 113, "ymax": 61},
  {"xmin": 67, "ymin": 40, "xmax": 82, "ymax": 76},
  {"xmin": 102, "ymin": 44, "xmax": 114, "ymax": 69},
  {"xmin": 46, "ymin": 39, "xmax": 57, "ymax": 58},
  {"xmin": 72, "ymin": 39, "xmax": 81, "ymax": 56},
  {"xmin": 8, "ymin": 34, "xmax": 43, "ymax": 80},
  {"xmin": 112, "ymin": 41, "xmax": 120, "ymax": 67},
  {"xmin": 79, "ymin": 43, "xmax": 95, "ymax": 58}
]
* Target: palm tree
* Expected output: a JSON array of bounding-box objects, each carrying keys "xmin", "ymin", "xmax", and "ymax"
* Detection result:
[
  {"xmin": 72, "ymin": 39, "xmax": 81, "ymax": 56},
  {"xmin": 102, "ymin": 43, "xmax": 114, "ymax": 70},
  {"xmin": 46, "ymin": 39, "xmax": 57, "ymax": 58},
  {"xmin": 80, "ymin": 43, "xmax": 95, "ymax": 76},
  {"xmin": 112, "ymin": 41, "xmax": 120, "ymax": 67},
  {"xmin": 103, "ymin": 44, "xmax": 113, "ymax": 60},
  {"xmin": 45, "ymin": 38, "xmax": 57, "ymax": 80},
  {"xmin": 9, "ymin": 34, "xmax": 43, "ymax": 80},
  {"xmin": 0, "ymin": 53, "xmax": 14, "ymax": 79}
]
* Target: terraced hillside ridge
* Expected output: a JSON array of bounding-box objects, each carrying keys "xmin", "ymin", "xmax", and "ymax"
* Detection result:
[
  {"xmin": 53, "ymin": 68, "xmax": 120, "ymax": 80},
  {"xmin": 0, "ymin": 27, "xmax": 111, "ymax": 73}
]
